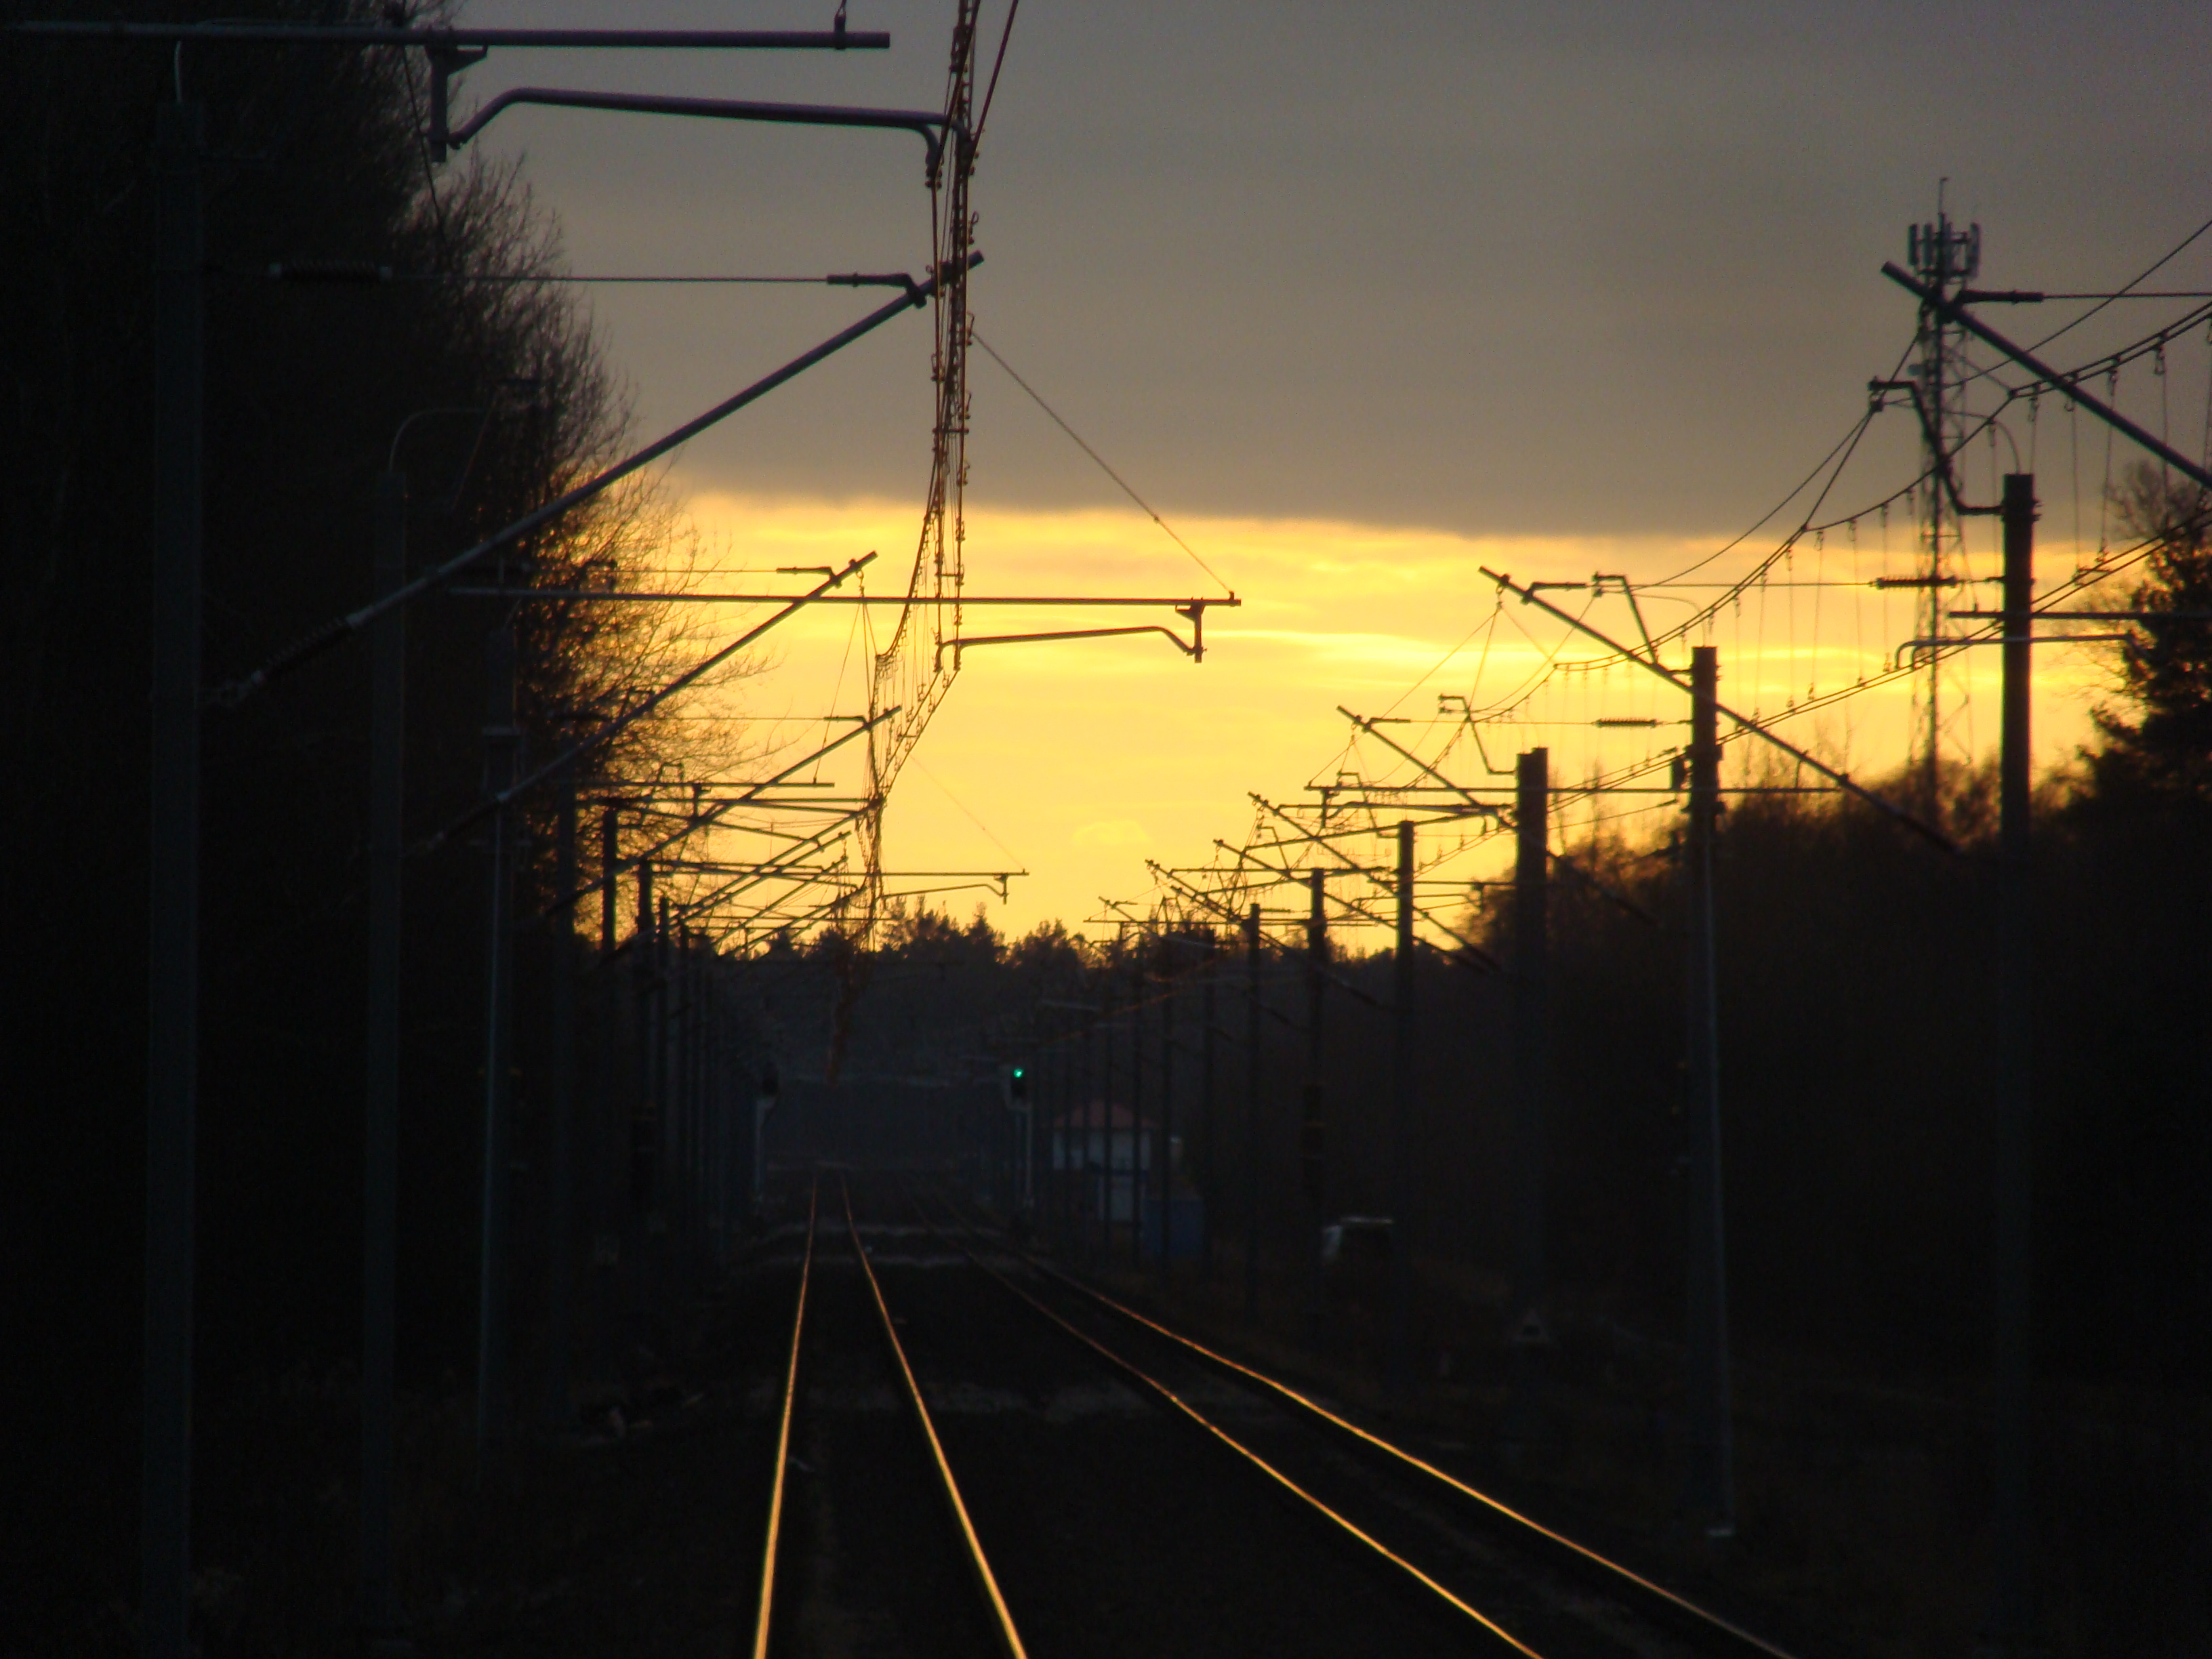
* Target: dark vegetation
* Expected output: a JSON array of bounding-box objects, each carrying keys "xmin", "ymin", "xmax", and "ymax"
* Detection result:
[
  {"xmin": 2, "ymin": 4, "xmax": 724, "ymax": 1647},
  {"xmin": 7, "ymin": 1, "xmax": 2209, "ymax": 1650},
  {"xmin": 756, "ymin": 468, "xmax": 2212, "ymax": 1655}
]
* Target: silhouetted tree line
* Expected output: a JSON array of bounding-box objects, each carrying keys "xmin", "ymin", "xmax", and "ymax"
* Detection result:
[
  {"xmin": 12, "ymin": 3, "xmax": 2209, "ymax": 1635},
  {"xmin": 2, "ymin": 4, "xmax": 715, "ymax": 1639},
  {"xmin": 765, "ymin": 469, "xmax": 2212, "ymax": 1407}
]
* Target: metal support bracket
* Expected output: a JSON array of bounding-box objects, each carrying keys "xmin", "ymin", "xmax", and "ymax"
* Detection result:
[
  {"xmin": 427, "ymin": 42, "xmax": 490, "ymax": 152},
  {"xmin": 432, "ymin": 79, "xmax": 964, "ymax": 178},
  {"xmin": 936, "ymin": 598, "xmax": 1221, "ymax": 668}
]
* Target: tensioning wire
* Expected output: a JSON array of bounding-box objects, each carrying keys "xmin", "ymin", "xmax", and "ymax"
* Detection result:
[
  {"xmin": 1383, "ymin": 609, "xmax": 1500, "ymax": 717},
  {"xmin": 969, "ymin": 330, "xmax": 1233, "ymax": 595}
]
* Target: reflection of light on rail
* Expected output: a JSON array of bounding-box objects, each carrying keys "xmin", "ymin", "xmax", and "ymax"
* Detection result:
[
  {"xmin": 842, "ymin": 1176, "xmax": 1029, "ymax": 1659},
  {"xmin": 914, "ymin": 1195, "xmax": 1548, "ymax": 1658},
  {"xmin": 749, "ymin": 1173, "xmax": 819, "ymax": 1659},
  {"xmin": 1010, "ymin": 1231, "xmax": 1801, "ymax": 1659}
]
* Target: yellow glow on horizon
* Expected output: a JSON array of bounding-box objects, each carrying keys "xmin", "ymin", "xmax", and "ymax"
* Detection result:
[{"xmin": 669, "ymin": 484, "xmax": 2123, "ymax": 941}]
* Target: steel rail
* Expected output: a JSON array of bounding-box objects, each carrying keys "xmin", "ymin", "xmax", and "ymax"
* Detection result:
[
  {"xmin": 840, "ymin": 1179, "xmax": 1028, "ymax": 1659},
  {"xmin": 907, "ymin": 1195, "xmax": 1545, "ymax": 1658},
  {"xmin": 750, "ymin": 1173, "xmax": 820, "ymax": 1659},
  {"xmin": 956, "ymin": 1214, "xmax": 1799, "ymax": 1659}
]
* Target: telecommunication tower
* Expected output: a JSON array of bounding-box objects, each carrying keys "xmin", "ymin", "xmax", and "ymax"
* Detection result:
[{"xmin": 1906, "ymin": 188, "xmax": 1980, "ymax": 805}]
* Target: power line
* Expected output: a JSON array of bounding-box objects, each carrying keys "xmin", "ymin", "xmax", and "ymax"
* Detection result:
[{"xmin": 2020, "ymin": 210, "xmax": 2212, "ymax": 356}]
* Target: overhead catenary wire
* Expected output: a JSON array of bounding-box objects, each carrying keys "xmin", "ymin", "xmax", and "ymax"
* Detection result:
[
  {"xmin": 2011, "ymin": 210, "xmax": 2212, "ymax": 358},
  {"xmin": 1125, "ymin": 239, "xmax": 2212, "ymax": 969}
]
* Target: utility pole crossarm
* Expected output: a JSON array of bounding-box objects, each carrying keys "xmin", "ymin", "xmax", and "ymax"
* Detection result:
[
  {"xmin": 1332, "ymin": 712, "xmax": 1645, "ymax": 918},
  {"xmin": 1249, "ymin": 794, "xmax": 1377, "ymax": 875},
  {"xmin": 941, "ymin": 596, "xmax": 1233, "ymax": 665},
  {"xmin": 1145, "ymin": 862, "xmax": 1249, "ymax": 930},
  {"xmin": 1866, "ymin": 376, "xmax": 2000, "ymax": 518},
  {"xmin": 449, "ymin": 590, "xmax": 1237, "ymax": 607},
  {"xmin": 535, "ymin": 787, "xmax": 880, "ymax": 928},
  {"xmin": 531, "ymin": 717, "xmax": 892, "ymax": 922},
  {"xmin": 674, "ymin": 830, "xmax": 857, "ymax": 924}
]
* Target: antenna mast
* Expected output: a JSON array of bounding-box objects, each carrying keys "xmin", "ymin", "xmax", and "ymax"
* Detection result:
[{"xmin": 1906, "ymin": 186, "xmax": 1980, "ymax": 807}]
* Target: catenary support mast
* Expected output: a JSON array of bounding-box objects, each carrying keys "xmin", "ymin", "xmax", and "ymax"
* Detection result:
[
  {"xmin": 1683, "ymin": 647, "xmax": 1735, "ymax": 1533},
  {"xmin": 142, "ymin": 100, "xmax": 204, "ymax": 1659},
  {"xmin": 1990, "ymin": 474, "xmax": 2037, "ymax": 1652},
  {"xmin": 1506, "ymin": 750, "xmax": 1550, "ymax": 1447}
]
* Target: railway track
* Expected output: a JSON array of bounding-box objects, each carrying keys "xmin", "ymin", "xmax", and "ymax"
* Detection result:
[
  {"xmin": 749, "ymin": 1170, "xmax": 1810, "ymax": 1659},
  {"xmin": 750, "ymin": 1172, "xmax": 1025, "ymax": 1658}
]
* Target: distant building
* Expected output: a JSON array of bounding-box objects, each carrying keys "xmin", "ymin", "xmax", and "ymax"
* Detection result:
[
  {"xmin": 1048, "ymin": 1102, "xmax": 1151, "ymax": 1221},
  {"xmin": 1046, "ymin": 1103, "xmax": 1202, "ymax": 1256}
]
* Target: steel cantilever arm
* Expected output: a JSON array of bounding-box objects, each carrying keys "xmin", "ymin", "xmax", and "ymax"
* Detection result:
[
  {"xmin": 938, "ymin": 600, "xmax": 1227, "ymax": 667},
  {"xmin": 8, "ymin": 22, "xmax": 889, "ymax": 47},
  {"xmin": 438, "ymin": 85, "xmax": 966, "ymax": 178},
  {"xmin": 1881, "ymin": 262, "xmax": 2212, "ymax": 495},
  {"xmin": 216, "ymin": 258, "xmax": 975, "ymax": 707},
  {"xmin": 417, "ymin": 556, "xmax": 879, "ymax": 856}
]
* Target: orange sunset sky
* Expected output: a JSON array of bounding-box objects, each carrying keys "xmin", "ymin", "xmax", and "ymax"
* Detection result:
[{"xmin": 447, "ymin": 0, "xmax": 2212, "ymax": 943}]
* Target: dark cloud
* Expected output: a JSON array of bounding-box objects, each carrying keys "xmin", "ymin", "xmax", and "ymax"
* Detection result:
[{"xmin": 457, "ymin": 0, "xmax": 2212, "ymax": 534}]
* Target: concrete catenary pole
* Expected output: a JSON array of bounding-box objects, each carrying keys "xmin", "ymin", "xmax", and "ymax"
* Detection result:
[
  {"xmin": 1129, "ymin": 951, "xmax": 1145, "ymax": 1268},
  {"xmin": 1507, "ymin": 750, "xmax": 1551, "ymax": 1446},
  {"xmin": 1158, "ymin": 934, "xmax": 1176, "ymax": 1290},
  {"xmin": 1244, "ymin": 903, "xmax": 1263, "ymax": 1322},
  {"xmin": 546, "ymin": 775, "xmax": 578, "ymax": 1427},
  {"xmin": 474, "ymin": 615, "xmax": 521, "ymax": 1457},
  {"xmin": 1201, "ymin": 928, "xmax": 1217, "ymax": 1282},
  {"xmin": 1389, "ymin": 820, "xmax": 1416, "ymax": 1395},
  {"xmin": 596, "ymin": 806, "xmax": 621, "ymax": 1384},
  {"xmin": 1990, "ymin": 472, "xmax": 2038, "ymax": 1652},
  {"xmin": 1303, "ymin": 871, "xmax": 1328, "ymax": 1336},
  {"xmin": 142, "ymin": 100, "xmax": 204, "ymax": 1659},
  {"xmin": 1683, "ymin": 647, "xmax": 1735, "ymax": 1532},
  {"xmin": 360, "ymin": 468, "xmax": 407, "ymax": 1637}
]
